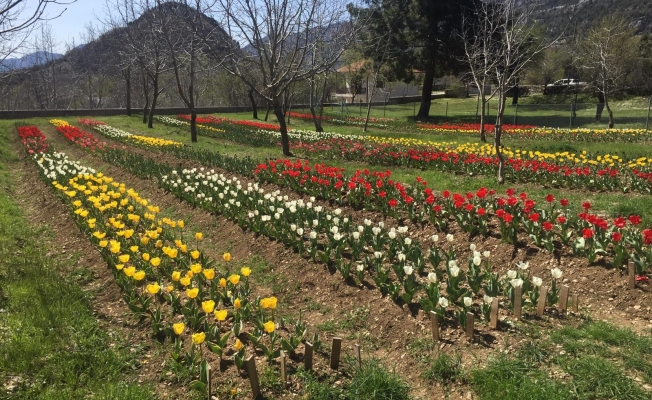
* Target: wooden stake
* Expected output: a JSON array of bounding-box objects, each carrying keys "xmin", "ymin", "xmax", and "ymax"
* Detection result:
[
  {"xmin": 628, "ymin": 261, "xmax": 636, "ymax": 289},
  {"xmin": 280, "ymin": 350, "xmax": 287, "ymax": 389},
  {"xmin": 489, "ymin": 298, "xmax": 499, "ymax": 329},
  {"xmin": 206, "ymin": 363, "xmax": 212, "ymax": 400},
  {"xmin": 354, "ymin": 344, "xmax": 361, "ymax": 369},
  {"xmin": 304, "ymin": 342, "xmax": 313, "ymax": 371},
  {"xmin": 330, "ymin": 337, "xmax": 342, "ymax": 370},
  {"xmin": 514, "ymin": 286, "xmax": 523, "ymax": 319},
  {"xmin": 559, "ymin": 285, "xmax": 570, "ymax": 314},
  {"xmin": 245, "ymin": 356, "xmax": 260, "ymax": 399},
  {"xmin": 572, "ymin": 294, "xmax": 579, "ymax": 313},
  {"xmin": 465, "ymin": 312, "xmax": 474, "ymax": 340},
  {"xmin": 536, "ymin": 286, "xmax": 548, "ymax": 317},
  {"xmin": 430, "ymin": 310, "xmax": 440, "ymax": 341}
]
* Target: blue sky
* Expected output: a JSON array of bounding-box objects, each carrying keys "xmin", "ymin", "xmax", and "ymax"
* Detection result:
[{"xmin": 15, "ymin": 0, "xmax": 101, "ymax": 55}]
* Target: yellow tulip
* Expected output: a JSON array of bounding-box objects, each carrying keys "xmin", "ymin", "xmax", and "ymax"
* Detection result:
[
  {"xmin": 222, "ymin": 252, "xmax": 231, "ymax": 262},
  {"xmin": 219, "ymin": 278, "xmax": 226, "ymax": 288},
  {"xmin": 99, "ymin": 240, "xmax": 108, "ymax": 248},
  {"xmin": 214, "ymin": 309, "xmax": 227, "ymax": 321},
  {"xmin": 263, "ymin": 321, "xmax": 275, "ymax": 334},
  {"xmin": 155, "ymin": 240, "xmax": 163, "ymax": 248},
  {"xmin": 178, "ymin": 244, "xmax": 187, "ymax": 253},
  {"xmin": 118, "ymin": 254, "xmax": 130, "ymax": 263},
  {"xmin": 130, "ymin": 245, "xmax": 139, "ymax": 253},
  {"xmin": 123, "ymin": 266, "xmax": 135, "ymax": 277},
  {"xmin": 178, "ymin": 220, "xmax": 184, "ymax": 228},
  {"xmin": 150, "ymin": 257, "xmax": 161, "ymax": 267},
  {"xmin": 260, "ymin": 296, "xmax": 277, "ymax": 310},
  {"xmin": 234, "ymin": 298, "xmax": 241, "ymax": 309},
  {"xmin": 166, "ymin": 285, "xmax": 174, "ymax": 292},
  {"xmin": 167, "ymin": 248, "xmax": 178, "ymax": 259},
  {"xmin": 241, "ymin": 267, "xmax": 251, "ymax": 277},
  {"xmin": 171, "ymin": 271, "xmax": 181, "ymax": 281},
  {"xmin": 115, "ymin": 263, "xmax": 124, "ymax": 271},
  {"xmin": 133, "ymin": 270, "xmax": 146, "ymax": 281},
  {"xmin": 180, "ymin": 277, "xmax": 191, "ymax": 287},
  {"xmin": 228, "ymin": 274, "xmax": 240, "ymax": 285},
  {"xmin": 192, "ymin": 332, "xmax": 205, "ymax": 345},
  {"xmin": 142, "ymin": 253, "xmax": 150, "ymax": 262},
  {"xmin": 190, "ymin": 263, "xmax": 202, "ymax": 274},
  {"xmin": 190, "ymin": 250, "xmax": 200, "ymax": 260},
  {"xmin": 202, "ymin": 269, "xmax": 215, "ymax": 280},
  {"xmin": 146, "ymin": 283, "xmax": 160, "ymax": 294},
  {"xmin": 186, "ymin": 288, "xmax": 199, "ymax": 299},
  {"xmin": 173, "ymin": 322, "xmax": 185, "ymax": 336},
  {"xmin": 201, "ymin": 300, "xmax": 215, "ymax": 313},
  {"xmin": 233, "ymin": 338, "xmax": 243, "ymax": 351},
  {"xmin": 140, "ymin": 236, "xmax": 150, "ymax": 245},
  {"xmin": 194, "ymin": 232, "xmax": 203, "ymax": 241}
]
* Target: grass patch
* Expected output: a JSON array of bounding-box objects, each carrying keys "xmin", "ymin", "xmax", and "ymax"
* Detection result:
[{"xmin": 470, "ymin": 320, "xmax": 652, "ymax": 400}]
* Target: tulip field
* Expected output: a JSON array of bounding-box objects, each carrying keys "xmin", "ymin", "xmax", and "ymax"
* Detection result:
[{"xmin": 2, "ymin": 113, "xmax": 652, "ymax": 400}]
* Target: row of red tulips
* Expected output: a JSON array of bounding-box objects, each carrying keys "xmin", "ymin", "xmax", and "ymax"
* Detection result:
[{"xmin": 254, "ymin": 158, "xmax": 652, "ymax": 274}]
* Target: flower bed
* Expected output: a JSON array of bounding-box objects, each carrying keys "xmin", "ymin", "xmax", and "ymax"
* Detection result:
[
  {"xmin": 417, "ymin": 123, "xmax": 652, "ymax": 142},
  {"xmin": 49, "ymin": 119, "xmax": 107, "ymax": 151},
  {"xmin": 77, "ymin": 118, "xmax": 183, "ymax": 148},
  {"xmin": 18, "ymin": 126, "xmax": 310, "ymax": 394}
]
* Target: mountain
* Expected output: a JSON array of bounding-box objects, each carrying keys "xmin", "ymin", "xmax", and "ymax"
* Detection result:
[
  {"xmin": 521, "ymin": 0, "xmax": 652, "ymax": 37},
  {"xmin": 1, "ymin": 51, "xmax": 63, "ymax": 71}
]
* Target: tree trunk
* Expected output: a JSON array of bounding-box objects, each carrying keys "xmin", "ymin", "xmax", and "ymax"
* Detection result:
[
  {"xmin": 479, "ymin": 96, "xmax": 486, "ymax": 142},
  {"xmin": 190, "ymin": 110, "xmax": 198, "ymax": 143},
  {"xmin": 605, "ymin": 94, "xmax": 614, "ymax": 128},
  {"xmin": 494, "ymin": 90, "xmax": 508, "ymax": 184},
  {"xmin": 248, "ymin": 89, "xmax": 258, "ymax": 119},
  {"xmin": 273, "ymin": 97, "xmax": 292, "ymax": 156},
  {"xmin": 417, "ymin": 63, "xmax": 435, "ymax": 119},
  {"xmin": 142, "ymin": 70, "xmax": 149, "ymax": 124},
  {"xmin": 265, "ymin": 102, "xmax": 271, "ymax": 121},
  {"xmin": 148, "ymin": 78, "xmax": 160, "ymax": 129},
  {"xmin": 309, "ymin": 105, "xmax": 323, "ymax": 132},
  {"xmin": 126, "ymin": 69, "xmax": 131, "ymax": 116}
]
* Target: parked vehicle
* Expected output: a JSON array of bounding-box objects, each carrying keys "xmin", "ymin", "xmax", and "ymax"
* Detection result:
[{"xmin": 544, "ymin": 79, "xmax": 587, "ymax": 94}]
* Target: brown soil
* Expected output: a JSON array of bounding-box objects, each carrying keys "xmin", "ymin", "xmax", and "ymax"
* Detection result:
[{"xmin": 10, "ymin": 122, "xmax": 652, "ymax": 399}]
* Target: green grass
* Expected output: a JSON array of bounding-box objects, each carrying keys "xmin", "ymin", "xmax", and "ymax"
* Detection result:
[
  {"xmin": 470, "ymin": 320, "xmax": 652, "ymax": 400},
  {"xmin": 0, "ymin": 120, "xmax": 157, "ymax": 399},
  {"xmin": 296, "ymin": 358, "xmax": 411, "ymax": 400}
]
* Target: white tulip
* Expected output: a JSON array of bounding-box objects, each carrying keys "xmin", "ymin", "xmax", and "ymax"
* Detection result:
[
  {"xmin": 483, "ymin": 295, "xmax": 493, "ymax": 304},
  {"xmin": 470, "ymin": 244, "xmax": 476, "ymax": 251},
  {"xmin": 517, "ymin": 261, "xmax": 529, "ymax": 270},
  {"xmin": 398, "ymin": 226, "xmax": 408, "ymax": 234},
  {"xmin": 310, "ymin": 231, "xmax": 317, "ymax": 239},
  {"xmin": 473, "ymin": 256, "xmax": 482, "ymax": 266},
  {"xmin": 404, "ymin": 237, "xmax": 412, "ymax": 245},
  {"xmin": 446, "ymin": 234, "xmax": 454, "ymax": 242},
  {"xmin": 510, "ymin": 278, "xmax": 524, "ymax": 288},
  {"xmin": 463, "ymin": 297, "xmax": 473, "ymax": 307},
  {"xmin": 507, "ymin": 270, "xmax": 517, "ymax": 279},
  {"xmin": 374, "ymin": 251, "xmax": 383, "ymax": 259},
  {"xmin": 532, "ymin": 277, "xmax": 543, "ymax": 287},
  {"xmin": 296, "ymin": 228, "xmax": 304, "ymax": 236},
  {"xmin": 428, "ymin": 272, "xmax": 437, "ymax": 283},
  {"xmin": 398, "ymin": 253, "xmax": 406, "ymax": 261},
  {"xmin": 356, "ymin": 264, "xmax": 364, "ymax": 272},
  {"xmin": 449, "ymin": 264, "xmax": 460, "ymax": 277},
  {"xmin": 551, "ymin": 268, "xmax": 563, "ymax": 279},
  {"xmin": 431, "ymin": 235, "xmax": 439, "ymax": 242},
  {"xmin": 403, "ymin": 265, "xmax": 413, "ymax": 275},
  {"xmin": 438, "ymin": 297, "xmax": 449, "ymax": 308},
  {"xmin": 483, "ymin": 251, "xmax": 491, "ymax": 258}
]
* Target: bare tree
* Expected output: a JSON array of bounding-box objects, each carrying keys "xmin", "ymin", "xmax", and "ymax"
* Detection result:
[
  {"xmin": 1, "ymin": 0, "xmax": 75, "ymax": 64},
  {"xmin": 461, "ymin": 0, "xmax": 572, "ymax": 183},
  {"xmin": 576, "ymin": 17, "xmax": 639, "ymax": 129},
  {"xmin": 209, "ymin": 0, "xmax": 361, "ymax": 156},
  {"xmin": 106, "ymin": 0, "xmax": 171, "ymax": 127}
]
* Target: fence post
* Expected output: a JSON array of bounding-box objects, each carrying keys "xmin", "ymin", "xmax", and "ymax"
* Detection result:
[{"xmin": 646, "ymin": 97, "xmax": 651, "ymax": 131}]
